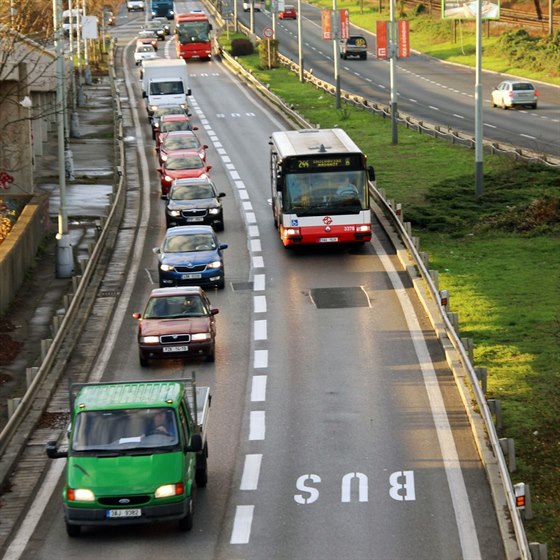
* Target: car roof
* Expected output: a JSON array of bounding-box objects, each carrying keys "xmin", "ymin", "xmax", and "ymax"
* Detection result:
[
  {"xmin": 171, "ymin": 177, "xmax": 215, "ymax": 187},
  {"xmin": 165, "ymin": 225, "xmax": 216, "ymax": 236},
  {"xmin": 164, "ymin": 130, "xmax": 197, "ymax": 138},
  {"xmin": 161, "ymin": 114, "xmax": 190, "ymax": 122},
  {"xmin": 149, "ymin": 286, "xmax": 205, "ymax": 298}
]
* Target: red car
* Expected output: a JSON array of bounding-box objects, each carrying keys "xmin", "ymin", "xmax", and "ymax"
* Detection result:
[
  {"xmin": 278, "ymin": 4, "xmax": 297, "ymax": 19},
  {"xmin": 159, "ymin": 130, "xmax": 208, "ymax": 164},
  {"xmin": 133, "ymin": 286, "xmax": 219, "ymax": 366},
  {"xmin": 158, "ymin": 150, "xmax": 212, "ymax": 196},
  {"xmin": 155, "ymin": 114, "xmax": 196, "ymax": 149}
]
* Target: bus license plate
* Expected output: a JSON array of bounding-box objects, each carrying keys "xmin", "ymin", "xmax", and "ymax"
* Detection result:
[
  {"xmin": 163, "ymin": 346, "xmax": 188, "ymax": 353},
  {"xmin": 181, "ymin": 273, "xmax": 201, "ymax": 279},
  {"xmin": 107, "ymin": 509, "xmax": 141, "ymax": 518},
  {"xmin": 319, "ymin": 237, "xmax": 338, "ymax": 243}
]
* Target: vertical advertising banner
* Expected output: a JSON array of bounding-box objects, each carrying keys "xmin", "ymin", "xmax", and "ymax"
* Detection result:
[
  {"xmin": 321, "ymin": 10, "xmax": 332, "ymax": 40},
  {"xmin": 376, "ymin": 21, "xmax": 388, "ymax": 59},
  {"xmin": 398, "ymin": 20, "xmax": 410, "ymax": 58},
  {"xmin": 339, "ymin": 9, "xmax": 349, "ymax": 40}
]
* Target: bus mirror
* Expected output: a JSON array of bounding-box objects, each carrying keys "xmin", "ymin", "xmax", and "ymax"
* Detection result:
[{"xmin": 368, "ymin": 166, "xmax": 376, "ymax": 182}]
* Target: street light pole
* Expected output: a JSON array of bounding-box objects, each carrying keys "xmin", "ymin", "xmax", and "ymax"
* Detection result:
[
  {"xmin": 297, "ymin": 0, "xmax": 303, "ymax": 82},
  {"xmin": 474, "ymin": 0, "xmax": 483, "ymax": 195},
  {"xmin": 389, "ymin": 0, "xmax": 398, "ymax": 144},
  {"xmin": 333, "ymin": 0, "xmax": 340, "ymax": 109},
  {"xmin": 53, "ymin": 0, "xmax": 74, "ymax": 278}
]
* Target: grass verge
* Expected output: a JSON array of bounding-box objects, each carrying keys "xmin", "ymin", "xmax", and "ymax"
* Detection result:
[{"xmin": 220, "ymin": 32, "xmax": 560, "ymax": 554}]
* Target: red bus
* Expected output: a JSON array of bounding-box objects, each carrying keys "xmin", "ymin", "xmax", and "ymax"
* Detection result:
[
  {"xmin": 270, "ymin": 128, "xmax": 376, "ymax": 247},
  {"xmin": 175, "ymin": 12, "xmax": 213, "ymax": 60}
]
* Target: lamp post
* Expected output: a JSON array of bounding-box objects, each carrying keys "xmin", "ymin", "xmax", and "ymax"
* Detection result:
[
  {"xmin": 53, "ymin": 0, "xmax": 74, "ymax": 277},
  {"xmin": 332, "ymin": 0, "xmax": 340, "ymax": 109},
  {"xmin": 389, "ymin": 0, "xmax": 397, "ymax": 144},
  {"xmin": 297, "ymin": 0, "xmax": 303, "ymax": 82}
]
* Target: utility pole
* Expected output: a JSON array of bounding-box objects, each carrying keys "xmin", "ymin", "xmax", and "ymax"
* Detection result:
[
  {"xmin": 53, "ymin": 0, "xmax": 74, "ymax": 278},
  {"xmin": 333, "ymin": 0, "xmax": 340, "ymax": 109},
  {"xmin": 297, "ymin": 0, "xmax": 303, "ymax": 81},
  {"xmin": 389, "ymin": 0, "xmax": 397, "ymax": 144},
  {"xmin": 475, "ymin": 0, "xmax": 483, "ymax": 196}
]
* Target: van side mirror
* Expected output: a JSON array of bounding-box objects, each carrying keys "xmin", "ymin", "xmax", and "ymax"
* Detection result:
[
  {"xmin": 368, "ymin": 165, "xmax": 375, "ymax": 182},
  {"xmin": 186, "ymin": 433, "xmax": 202, "ymax": 452},
  {"xmin": 46, "ymin": 440, "xmax": 68, "ymax": 459}
]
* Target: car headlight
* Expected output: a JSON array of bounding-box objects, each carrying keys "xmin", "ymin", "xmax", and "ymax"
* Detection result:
[
  {"xmin": 150, "ymin": 105, "xmax": 159, "ymax": 112},
  {"xmin": 208, "ymin": 208, "xmax": 220, "ymax": 215},
  {"xmin": 207, "ymin": 260, "xmax": 222, "ymax": 269},
  {"xmin": 139, "ymin": 335, "xmax": 159, "ymax": 343},
  {"xmin": 67, "ymin": 488, "xmax": 95, "ymax": 502},
  {"xmin": 155, "ymin": 483, "xmax": 184, "ymax": 498},
  {"xmin": 191, "ymin": 333, "xmax": 211, "ymax": 341},
  {"xmin": 160, "ymin": 264, "xmax": 175, "ymax": 272},
  {"xmin": 164, "ymin": 175, "xmax": 173, "ymax": 183},
  {"xmin": 160, "ymin": 154, "xmax": 168, "ymax": 162},
  {"xmin": 167, "ymin": 210, "xmax": 181, "ymax": 217}
]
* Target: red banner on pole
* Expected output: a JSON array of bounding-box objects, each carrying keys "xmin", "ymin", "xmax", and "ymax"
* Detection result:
[
  {"xmin": 376, "ymin": 21, "xmax": 388, "ymax": 59},
  {"xmin": 339, "ymin": 9, "xmax": 349, "ymax": 40},
  {"xmin": 322, "ymin": 10, "xmax": 332, "ymax": 40},
  {"xmin": 398, "ymin": 20, "xmax": 410, "ymax": 58}
]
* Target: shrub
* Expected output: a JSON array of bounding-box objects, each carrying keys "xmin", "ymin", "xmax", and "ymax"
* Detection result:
[{"xmin": 231, "ymin": 38, "xmax": 254, "ymax": 56}]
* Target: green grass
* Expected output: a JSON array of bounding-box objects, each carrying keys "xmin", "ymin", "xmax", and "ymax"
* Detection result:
[{"xmin": 220, "ymin": 31, "xmax": 560, "ymax": 554}]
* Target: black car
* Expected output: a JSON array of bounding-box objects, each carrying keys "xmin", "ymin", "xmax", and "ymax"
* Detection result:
[
  {"xmin": 152, "ymin": 17, "xmax": 171, "ymax": 35},
  {"xmin": 165, "ymin": 178, "xmax": 226, "ymax": 231},
  {"xmin": 142, "ymin": 21, "xmax": 166, "ymax": 40}
]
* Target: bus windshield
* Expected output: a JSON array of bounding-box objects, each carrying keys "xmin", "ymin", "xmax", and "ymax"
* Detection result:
[
  {"xmin": 177, "ymin": 22, "xmax": 210, "ymax": 43},
  {"xmin": 283, "ymin": 169, "xmax": 367, "ymax": 215}
]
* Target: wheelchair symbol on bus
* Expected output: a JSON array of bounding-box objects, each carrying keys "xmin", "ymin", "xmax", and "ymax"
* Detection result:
[{"xmin": 291, "ymin": 219, "xmax": 299, "ymax": 226}]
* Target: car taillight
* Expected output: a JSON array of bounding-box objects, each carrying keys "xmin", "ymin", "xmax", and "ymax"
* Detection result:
[
  {"xmin": 508, "ymin": 91, "xmax": 513, "ymax": 98},
  {"xmin": 534, "ymin": 89, "xmax": 539, "ymax": 97}
]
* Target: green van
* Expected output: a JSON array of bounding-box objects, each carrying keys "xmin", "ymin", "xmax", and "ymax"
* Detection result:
[{"xmin": 46, "ymin": 378, "xmax": 210, "ymax": 537}]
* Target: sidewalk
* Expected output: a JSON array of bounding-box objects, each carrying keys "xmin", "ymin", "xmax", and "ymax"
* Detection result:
[{"xmin": 0, "ymin": 76, "xmax": 115, "ymax": 430}]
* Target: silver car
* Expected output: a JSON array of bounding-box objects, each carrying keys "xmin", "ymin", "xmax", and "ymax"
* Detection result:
[{"xmin": 491, "ymin": 80, "xmax": 538, "ymax": 110}]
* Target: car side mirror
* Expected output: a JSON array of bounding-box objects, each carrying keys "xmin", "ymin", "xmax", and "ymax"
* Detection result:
[
  {"xmin": 186, "ymin": 433, "xmax": 202, "ymax": 453},
  {"xmin": 211, "ymin": 308, "xmax": 219, "ymax": 315},
  {"xmin": 153, "ymin": 247, "xmax": 161, "ymax": 254},
  {"xmin": 206, "ymin": 165, "xmax": 212, "ymax": 171},
  {"xmin": 132, "ymin": 312, "xmax": 141, "ymax": 320},
  {"xmin": 219, "ymin": 243, "xmax": 228, "ymax": 250},
  {"xmin": 203, "ymin": 145, "xmax": 208, "ymax": 149},
  {"xmin": 368, "ymin": 165, "xmax": 376, "ymax": 182},
  {"xmin": 218, "ymin": 192, "xmax": 226, "ymax": 198},
  {"xmin": 46, "ymin": 440, "xmax": 67, "ymax": 459}
]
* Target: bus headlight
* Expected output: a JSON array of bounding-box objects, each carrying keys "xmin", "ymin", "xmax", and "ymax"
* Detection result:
[
  {"xmin": 356, "ymin": 225, "xmax": 370, "ymax": 232},
  {"xmin": 284, "ymin": 228, "xmax": 300, "ymax": 237}
]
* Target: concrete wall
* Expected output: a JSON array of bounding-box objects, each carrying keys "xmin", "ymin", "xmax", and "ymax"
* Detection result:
[{"xmin": 0, "ymin": 193, "xmax": 51, "ymax": 315}]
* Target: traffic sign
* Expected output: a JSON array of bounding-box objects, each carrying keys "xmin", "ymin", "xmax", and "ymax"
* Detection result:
[{"xmin": 263, "ymin": 26, "xmax": 274, "ymax": 39}]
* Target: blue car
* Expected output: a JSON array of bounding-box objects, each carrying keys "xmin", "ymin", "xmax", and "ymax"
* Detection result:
[{"xmin": 154, "ymin": 225, "xmax": 228, "ymax": 290}]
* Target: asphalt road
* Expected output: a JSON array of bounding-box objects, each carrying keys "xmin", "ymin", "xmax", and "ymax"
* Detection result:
[
  {"xmin": 241, "ymin": 1, "xmax": 560, "ymax": 157},
  {"xmin": 5, "ymin": 6, "xmax": 510, "ymax": 560}
]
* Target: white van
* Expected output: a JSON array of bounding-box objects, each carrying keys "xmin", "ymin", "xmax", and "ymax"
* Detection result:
[{"xmin": 243, "ymin": 0, "xmax": 262, "ymax": 11}]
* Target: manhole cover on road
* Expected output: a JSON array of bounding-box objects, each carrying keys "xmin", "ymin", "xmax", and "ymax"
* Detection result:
[{"xmin": 310, "ymin": 287, "xmax": 370, "ymax": 309}]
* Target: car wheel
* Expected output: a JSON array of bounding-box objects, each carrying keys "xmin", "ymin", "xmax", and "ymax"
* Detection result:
[
  {"xmin": 215, "ymin": 221, "xmax": 224, "ymax": 232},
  {"xmin": 205, "ymin": 346, "xmax": 215, "ymax": 362},
  {"xmin": 66, "ymin": 523, "xmax": 81, "ymax": 537},
  {"xmin": 530, "ymin": 103, "xmax": 537, "ymax": 109},
  {"xmin": 196, "ymin": 449, "xmax": 208, "ymax": 487},
  {"xmin": 139, "ymin": 352, "xmax": 149, "ymax": 367},
  {"xmin": 361, "ymin": 53, "xmax": 367, "ymax": 60},
  {"xmin": 216, "ymin": 278, "xmax": 225, "ymax": 290},
  {"xmin": 178, "ymin": 506, "xmax": 193, "ymax": 531}
]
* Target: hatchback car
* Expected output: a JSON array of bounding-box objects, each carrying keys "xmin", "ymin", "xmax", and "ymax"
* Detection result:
[
  {"xmin": 155, "ymin": 114, "xmax": 196, "ymax": 148},
  {"xmin": 142, "ymin": 21, "xmax": 166, "ymax": 40},
  {"xmin": 166, "ymin": 178, "xmax": 226, "ymax": 230},
  {"xmin": 133, "ymin": 286, "xmax": 219, "ymax": 366},
  {"xmin": 154, "ymin": 225, "xmax": 228, "ymax": 289},
  {"xmin": 339, "ymin": 35, "xmax": 367, "ymax": 60},
  {"xmin": 158, "ymin": 151, "xmax": 212, "ymax": 196},
  {"xmin": 137, "ymin": 30, "xmax": 159, "ymax": 50},
  {"xmin": 491, "ymin": 80, "xmax": 538, "ymax": 110},
  {"xmin": 279, "ymin": 5, "xmax": 297, "ymax": 19},
  {"xmin": 150, "ymin": 105, "xmax": 191, "ymax": 138},
  {"xmin": 159, "ymin": 130, "xmax": 208, "ymax": 164},
  {"xmin": 152, "ymin": 17, "xmax": 171, "ymax": 35},
  {"xmin": 134, "ymin": 44, "xmax": 158, "ymax": 65}
]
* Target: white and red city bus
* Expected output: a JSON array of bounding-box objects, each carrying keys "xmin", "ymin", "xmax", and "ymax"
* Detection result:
[
  {"xmin": 270, "ymin": 128, "xmax": 375, "ymax": 247},
  {"xmin": 175, "ymin": 12, "xmax": 213, "ymax": 60}
]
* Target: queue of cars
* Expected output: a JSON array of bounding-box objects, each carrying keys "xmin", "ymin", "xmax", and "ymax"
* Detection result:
[{"xmin": 131, "ymin": 27, "xmax": 230, "ymax": 367}]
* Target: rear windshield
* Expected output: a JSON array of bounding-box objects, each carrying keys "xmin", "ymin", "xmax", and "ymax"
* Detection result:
[
  {"xmin": 512, "ymin": 83, "xmax": 534, "ymax": 91},
  {"xmin": 347, "ymin": 36, "xmax": 367, "ymax": 47}
]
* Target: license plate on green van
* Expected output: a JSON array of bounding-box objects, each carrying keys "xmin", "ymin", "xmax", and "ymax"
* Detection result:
[{"xmin": 106, "ymin": 509, "xmax": 141, "ymax": 518}]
